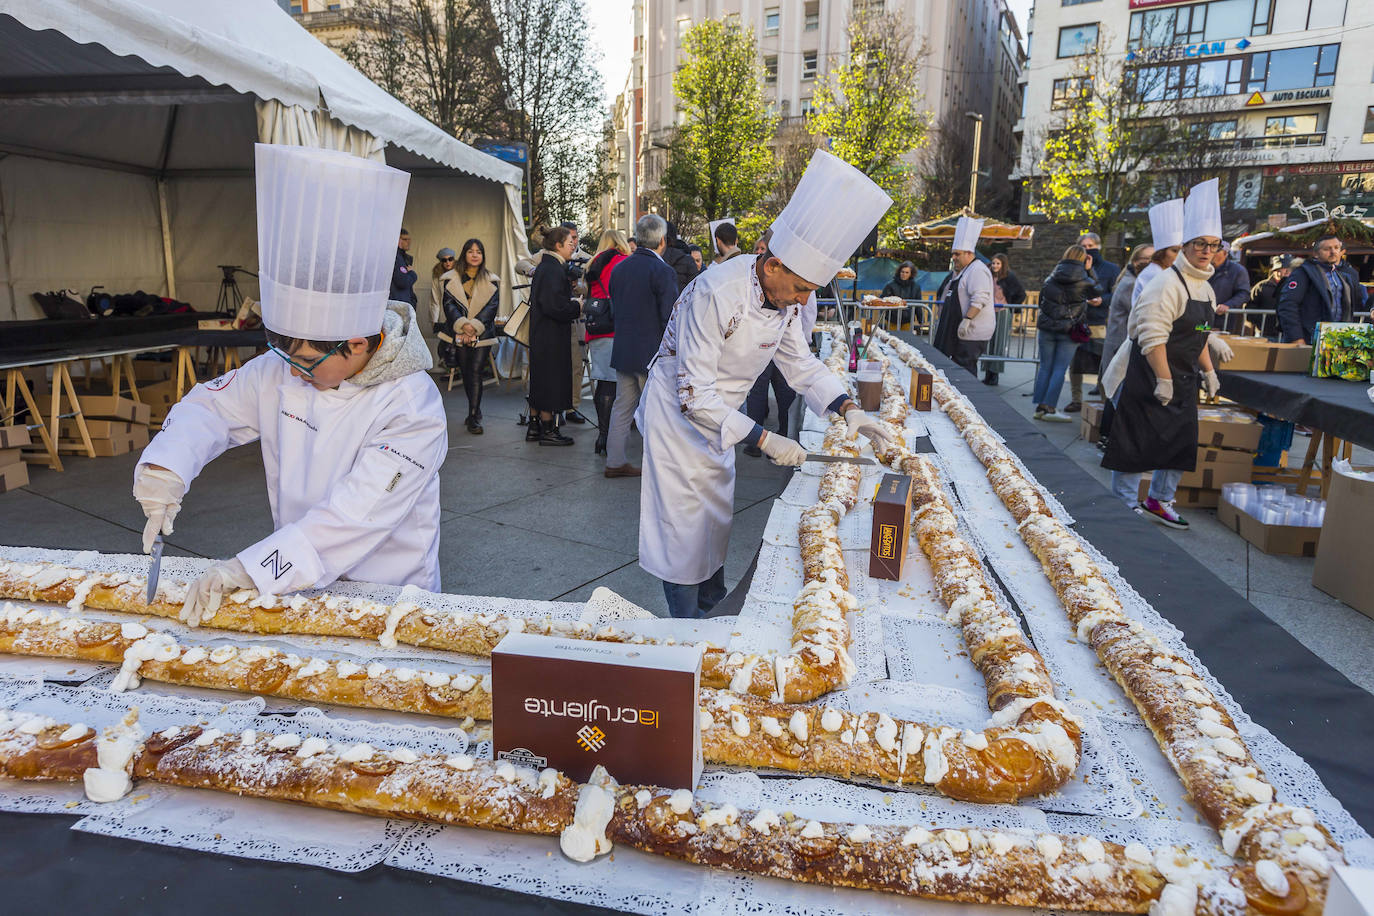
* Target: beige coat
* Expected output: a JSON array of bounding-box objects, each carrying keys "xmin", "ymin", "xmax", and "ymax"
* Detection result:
[{"xmin": 433, "ymin": 268, "xmax": 499, "ymax": 347}]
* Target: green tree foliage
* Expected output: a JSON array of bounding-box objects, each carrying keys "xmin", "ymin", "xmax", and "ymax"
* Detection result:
[
  {"xmin": 806, "ymin": 9, "xmax": 929, "ymax": 238},
  {"xmin": 662, "ymin": 20, "xmax": 776, "ymax": 232},
  {"xmin": 1031, "ymin": 29, "xmax": 1237, "ymax": 237}
]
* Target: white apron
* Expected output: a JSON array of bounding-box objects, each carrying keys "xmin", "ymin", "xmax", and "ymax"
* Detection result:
[
  {"xmin": 140, "ymin": 352, "xmax": 446, "ymax": 595},
  {"xmin": 636, "ymin": 255, "xmax": 847, "ymax": 584}
]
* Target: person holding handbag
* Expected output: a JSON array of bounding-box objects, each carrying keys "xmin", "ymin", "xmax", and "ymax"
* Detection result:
[
  {"xmin": 584, "ymin": 230, "xmax": 631, "ymax": 454},
  {"xmin": 1032, "ymin": 245, "xmax": 1101, "ymax": 422},
  {"xmin": 435, "ymin": 238, "xmax": 500, "ymax": 434}
]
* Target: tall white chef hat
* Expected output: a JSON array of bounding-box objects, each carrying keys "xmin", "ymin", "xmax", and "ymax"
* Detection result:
[
  {"xmin": 768, "ymin": 149, "xmax": 892, "ymax": 286},
  {"xmin": 1182, "ymin": 178, "xmax": 1222, "ymax": 243},
  {"xmin": 255, "ymin": 143, "xmax": 411, "ymax": 341},
  {"xmin": 1148, "ymin": 199, "xmax": 1185, "ymax": 250},
  {"xmin": 952, "ymin": 216, "xmax": 985, "ymax": 253}
]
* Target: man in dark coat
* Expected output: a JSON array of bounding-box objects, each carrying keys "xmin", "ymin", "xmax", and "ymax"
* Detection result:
[
  {"xmin": 661, "ymin": 220, "xmax": 699, "ymax": 293},
  {"xmin": 603, "ymin": 213, "xmax": 680, "ymax": 477},
  {"xmin": 389, "ymin": 228, "xmax": 417, "ymax": 306},
  {"xmin": 1078, "ymin": 232, "xmax": 1120, "ymax": 300},
  {"xmin": 1208, "ymin": 241, "xmax": 1251, "ymax": 331},
  {"xmin": 1277, "ymin": 234, "xmax": 1368, "ymax": 344}
]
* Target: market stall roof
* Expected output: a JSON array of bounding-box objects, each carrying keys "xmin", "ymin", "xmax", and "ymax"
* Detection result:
[
  {"xmin": 0, "ymin": 0, "xmax": 520, "ymax": 186},
  {"xmin": 1232, "ymin": 217, "xmax": 1374, "ymax": 255},
  {"xmin": 897, "ymin": 211, "xmax": 1035, "ymax": 243}
]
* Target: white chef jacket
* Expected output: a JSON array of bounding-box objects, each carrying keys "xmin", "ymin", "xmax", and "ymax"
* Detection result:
[
  {"xmin": 636, "ymin": 255, "xmax": 848, "ymax": 584},
  {"xmin": 140, "ymin": 353, "xmax": 446, "ymax": 596}
]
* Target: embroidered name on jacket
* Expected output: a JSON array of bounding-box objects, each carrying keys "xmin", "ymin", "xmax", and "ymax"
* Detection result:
[
  {"xmin": 378, "ymin": 444, "xmax": 426, "ymax": 471},
  {"xmin": 280, "ymin": 409, "xmax": 318, "ymax": 431}
]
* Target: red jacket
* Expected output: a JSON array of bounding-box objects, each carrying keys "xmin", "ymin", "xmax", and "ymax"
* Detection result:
[{"xmin": 585, "ymin": 249, "xmax": 627, "ymax": 341}]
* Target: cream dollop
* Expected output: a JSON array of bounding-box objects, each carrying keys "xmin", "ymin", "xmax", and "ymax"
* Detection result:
[
  {"xmin": 340, "ymin": 743, "xmax": 376, "ymax": 763},
  {"xmin": 749, "ymin": 809, "xmax": 781, "ymax": 835},
  {"xmin": 268, "ymin": 733, "xmax": 302, "ymax": 750},
  {"xmin": 296, "ymin": 736, "xmax": 329, "ymax": 758},
  {"xmin": 445, "ymin": 753, "xmax": 474, "ymax": 771},
  {"xmin": 848, "ymin": 824, "xmax": 873, "ymax": 843},
  {"xmin": 1254, "ymin": 860, "xmax": 1290, "ymax": 898},
  {"xmin": 1036, "ymin": 835, "xmax": 1063, "ymax": 864},
  {"xmin": 901, "ymin": 826, "xmax": 932, "ymax": 847},
  {"xmin": 799, "ymin": 820, "xmax": 824, "ymax": 839},
  {"xmin": 730, "ymin": 710, "xmax": 750, "ymax": 738},
  {"xmin": 667, "ymin": 789, "xmax": 693, "ymax": 815},
  {"xmin": 559, "ymin": 784, "xmax": 616, "ymax": 862},
  {"xmin": 788, "ymin": 710, "xmax": 808, "ymax": 743},
  {"xmin": 820, "ymin": 708, "xmax": 843, "ymax": 732}
]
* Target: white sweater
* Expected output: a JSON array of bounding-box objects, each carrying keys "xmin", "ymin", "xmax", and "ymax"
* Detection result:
[
  {"xmin": 1102, "ymin": 258, "xmax": 1215, "ymax": 396},
  {"xmin": 955, "ymin": 259, "xmax": 996, "ymax": 341}
]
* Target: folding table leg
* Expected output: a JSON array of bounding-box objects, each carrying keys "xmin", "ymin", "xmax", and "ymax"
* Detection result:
[
  {"xmin": 1296, "ymin": 431, "xmax": 1322, "ymax": 497},
  {"xmin": 56, "ymin": 363, "xmax": 96, "ymax": 459},
  {"xmin": 6, "ymin": 368, "xmax": 62, "ymax": 471},
  {"xmin": 1319, "ymin": 433, "xmax": 1336, "ymax": 501}
]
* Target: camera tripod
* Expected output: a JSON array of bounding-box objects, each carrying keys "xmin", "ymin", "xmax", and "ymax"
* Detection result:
[{"xmin": 216, "ymin": 265, "xmax": 258, "ymax": 316}]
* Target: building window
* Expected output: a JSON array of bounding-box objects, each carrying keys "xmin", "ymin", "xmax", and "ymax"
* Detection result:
[
  {"xmin": 1057, "ymin": 23, "xmax": 1099, "ymax": 58},
  {"xmin": 1265, "ymin": 114, "xmax": 1319, "ymax": 137},
  {"xmin": 802, "ymin": 50, "xmax": 818, "ymax": 80},
  {"xmin": 1051, "ymin": 76, "xmax": 1092, "ymax": 108},
  {"xmin": 1363, "ymin": 107, "xmax": 1374, "ymax": 143},
  {"xmin": 801, "ymin": 97, "xmax": 815, "ymax": 116},
  {"xmin": 726, "ymin": 12, "xmax": 740, "ymax": 26},
  {"xmin": 1307, "ymin": 0, "xmax": 1348, "ymax": 29},
  {"xmin": 805, "ymin": 2, "xmax": 820, "ymax": 30},
  {"xmin": 1129, "ymin": 0, "xmax": 1271, "ymax": 51},
  {"xmin": 677, "ymin": 18, "xmax": 690, "ymax": 44},
  {"xmin": 853, "ymin": 0, "xmax": 885, "ymax": 12},
  {"xmin": 764, "ymin": 55, "xmax": 778, "ymax": 85},
  {"xmin": 1063, "ymin": 0, "xmax": 1100, "ymax": 5},
  {"xmin": 764, "ymin": 7, "xmax": 780, "ymax": 36},
  {"xmin": 1246, "ymin": 43, "xmax": 1339, "ymax": 93}
]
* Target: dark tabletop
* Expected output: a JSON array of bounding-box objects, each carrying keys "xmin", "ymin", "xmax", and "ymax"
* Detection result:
[
  {"xmin": 1218, "ymin": 370, "xmax": 1374, "ymax": 450},
  {"xmin": 3, "ymin": 337, "xmax": 1370, "ymax": 914}
]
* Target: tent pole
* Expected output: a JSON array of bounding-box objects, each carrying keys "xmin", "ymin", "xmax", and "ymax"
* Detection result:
[
  {"xmin": 155, "ymin": 106, "xmax": 180, "ymax": 301},
  {"xmin": 0, "ymin": 156, "xmax": 14, "ymax": 320}
]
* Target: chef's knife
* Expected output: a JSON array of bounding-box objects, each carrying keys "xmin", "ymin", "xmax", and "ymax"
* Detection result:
[
  {"xmin": 803, "ymin": 453, "xmax": 875, "ymax": 466},
  {"xmin": 146, "ymin": 534, "xmax": 164, "ymax": 605}
]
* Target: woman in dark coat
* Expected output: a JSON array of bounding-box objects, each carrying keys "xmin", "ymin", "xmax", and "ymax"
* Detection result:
[
  {"xmin": 991, "ymin": 253, "xmax": 1027, "ymax": 305},
  {"xmin": 527, "ymin": 226, "xmax": 583, "ymax": 446},
  {"xmin": 881, "ymin": 261, "xmax": 921, "ymax": 300},
  {"xmin": 1031, "ymin": 246, "xmax": 1101, "ymax": 421}
]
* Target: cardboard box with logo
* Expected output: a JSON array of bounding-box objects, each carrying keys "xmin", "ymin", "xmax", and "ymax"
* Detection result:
[
  {"xmin": 1216, "ymin": 335, "xmax": 1312, "ymax": 373},
  {"xmin": 492, "ymin": 633, "xmax": 703, "ymax": 787},
  {"xmin": 909, "ymin": 371, "xmax": 933, "ymax": 411},
  {"xmin": 1313, "ymin": 463, "xmax": 1374, "ymax": 618},
  {"xmin": 870, "ymin": 473, "xmax": 914, "ymax": 580}
]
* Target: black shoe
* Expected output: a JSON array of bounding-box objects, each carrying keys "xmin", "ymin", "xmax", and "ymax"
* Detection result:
[
  {"xmin": 743, "ymin": 444, "xmax": 763, "ymax": 458},
  {"xmin": 525, "ymin": 418, "xmax": 542, "ymax": 442},
  {"xmin": 539, "ymin": 424, "xmax": 574, "ymax": 446},
  {"xmin": 563, "ymin": 409, "xmax": 587, "ymax": 425},
  {"xmin": 466, "ymin": 415, "xmax": 483, "ymax": 435}
]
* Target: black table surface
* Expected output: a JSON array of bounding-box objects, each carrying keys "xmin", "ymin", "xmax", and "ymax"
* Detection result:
[
  {"xmin": 3, "ymin": 338, "xmax": 1371, "ymax": 914},
  {"xmin": 0, "ymin": 326, "xmax": 265, "ymax": 368},
  {"xmin": 1219, "ymin": 369, "xmax": 1374, "ymax": 451}
]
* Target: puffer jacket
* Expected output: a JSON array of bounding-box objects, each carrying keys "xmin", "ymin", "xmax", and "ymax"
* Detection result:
[{"xmin": 1037, "ymin": 260, "xmax": 1102, "ymax": 334}]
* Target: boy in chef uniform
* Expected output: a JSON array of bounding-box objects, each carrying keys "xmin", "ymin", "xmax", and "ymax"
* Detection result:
[
  {"xmin": 637, "ymin": 150, "xmax": 899, "ymax": 618},
  {"xmin": 132, "ymin": 144, "xmax": 447, "ymax": 625}
]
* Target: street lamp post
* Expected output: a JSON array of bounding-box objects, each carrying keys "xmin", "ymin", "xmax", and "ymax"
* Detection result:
[{"xmin": 967, "ymin": 112, "xmax": 984, "ymax": 214}]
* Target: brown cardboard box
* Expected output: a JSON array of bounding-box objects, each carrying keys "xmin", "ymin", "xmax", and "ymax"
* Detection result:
[
  {"xmin": 1178, "ymin": 446, "xmax": 1253, "ymax": 490},
  {"xmin": 870, "ymin": 473, "xmax": 914, "ymax": 580},
  {"xmin": 76, "ymin": 395, "xmax": 152, "ymax": 425},
  {"xmin": 0, "ymin": 447, "xmax": 22, "ymax": 470},
  {"xmin": 1312, "ymin": 465, "xmax": 1374, "ymax": 617},
  {"xmin": 138, "ymin": 379, "xmax": 180, "ymax": 420},
  {"xmin": 133, "ymin": 360, "xmax": 174, "ymax": 382},
  {"xmin": 58, "ymin": 419, "xmax": 138, "ymax": 440},
  {"xmin": 1137, "ymin": 479, "xmax": 1219, "ymax": 508},
  {"xmin": 1218, "ymin": 498, "xmax": 1320, "ymax": 557},
  {"xmin": 492, "ymin": 633, "xmax": 702, "ymax": 787},
  {"xmin": 1196, "ymin": 408, "xmax": 1262, "ymax": 451},
  {"xmin": 0, "ymin": 461, "xmax": 28, "ymax": 493},
  {"xmin": 0, "ymin": 425, "xmax": 30, "ymax": 449},
  {"xmin": 910, "ymin": 371, "xmax": 933, "ymax": 411},
  {"xmin": 1081, "ymin": 401, "xmax": 1105, "ymax": 426},
  {"xmin": 1218, "ymin": 336, "xmax": 1312, "ymax": 373},
  {"xmin": 1081, "ymin": 416, "xmax": 1100, "ymax": 444},
  {"xmin": 58, "ymin": 434, "xmax": 144, "ymax": 457}
]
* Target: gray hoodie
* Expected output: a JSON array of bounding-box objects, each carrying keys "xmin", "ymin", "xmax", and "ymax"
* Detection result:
[{"xmin": 350, "ymin": 301, "xmax": 434, "ymax": 388}]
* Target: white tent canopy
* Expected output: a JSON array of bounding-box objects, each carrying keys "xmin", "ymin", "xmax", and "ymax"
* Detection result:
[{"xmin": 0, "ymin": 0, "xmax": 528, "ymax": 321}]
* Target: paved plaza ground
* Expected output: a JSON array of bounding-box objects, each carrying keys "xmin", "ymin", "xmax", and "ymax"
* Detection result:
[{"xmin": 2, "ymin": 357, "xmax": 1370, "ymax": 695}]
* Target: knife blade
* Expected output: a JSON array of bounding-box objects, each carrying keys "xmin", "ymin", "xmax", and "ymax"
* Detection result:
[
  {"xmin": 803, "ymin": 453, "xmax": 875, "ymax": 466},
  {"xmin": 146, "ymin": 535, "xmax": 164, "ymax": 605}
]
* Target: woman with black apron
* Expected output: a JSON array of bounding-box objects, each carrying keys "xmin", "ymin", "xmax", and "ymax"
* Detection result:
[{"xmin": 1102, "ymin": 239, "xmax": 1222, "ymax": 530}]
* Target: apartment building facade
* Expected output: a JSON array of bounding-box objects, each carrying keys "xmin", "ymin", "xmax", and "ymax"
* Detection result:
[{"xmin": 1016, "ymin": 0, "xmax": 1374, "ymax": 232}]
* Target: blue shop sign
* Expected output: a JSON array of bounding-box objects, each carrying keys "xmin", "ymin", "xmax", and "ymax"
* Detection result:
[{"xmin": 1127, "ymin": 38, "xmax": 1244, "ymax": 64}]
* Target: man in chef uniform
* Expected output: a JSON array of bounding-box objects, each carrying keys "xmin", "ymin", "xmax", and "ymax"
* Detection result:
[
  {"xmin": 637, "ymin": 150, "xmax": 899, "ymax": 618},
  {"xmin": 131, "ymin": 144, "xmax": 447, "ymax": 625}
]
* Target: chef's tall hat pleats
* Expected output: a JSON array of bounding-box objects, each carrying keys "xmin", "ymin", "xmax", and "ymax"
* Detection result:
[
  {"xmin": 255, "ymin": 143, "xmax": 411, "ymax": 341},
  {"xmin": 768, "ymin": 149, "xmax": 893, "ymax": 287}
]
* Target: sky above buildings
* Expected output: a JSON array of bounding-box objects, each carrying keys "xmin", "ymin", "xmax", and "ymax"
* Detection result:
[{"xmin": 583, "ymin": 0, "xmax": 1034, "ymax": 103}]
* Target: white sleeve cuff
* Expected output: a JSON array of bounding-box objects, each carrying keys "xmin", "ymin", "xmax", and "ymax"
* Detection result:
[{"xmin": 237, "ymin": 524, "xmax": 325, "ymax": 596}]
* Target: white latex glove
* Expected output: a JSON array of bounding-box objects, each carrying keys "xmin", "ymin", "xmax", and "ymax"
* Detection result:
[
  {"xmin": 758, "ymin": 431, "xmax": 807, "ymax": 467},
  {"xmin": 1207, "ymin": 333, "xmax": 1234, "ymax": 363},
  {"xmin": 181, "ymin": 558, "xmax": 255, "ymax": 627},
  {"xmin": 845, "ymin": 408, "xmax": 899, "ymax": 452},
  {"xmin": 1202, "ymin": 370, "xmax": 1221, "ymax": 400},
  {"xmin": 132, "ymin": 466, "xmax": 186, "ymax": 554},
  {"xmin": 957, "ymin": 318, "xmax": 974, "ymax": 340},
  {"xmin": 1154, "ymin": 377, "xmax": 1174, "ymax": 406}
]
